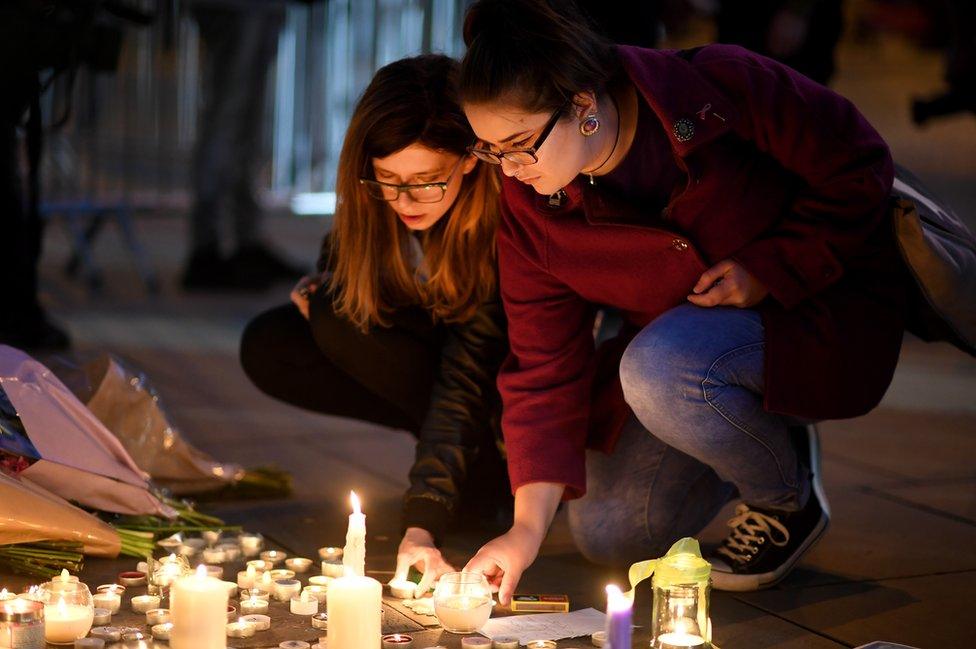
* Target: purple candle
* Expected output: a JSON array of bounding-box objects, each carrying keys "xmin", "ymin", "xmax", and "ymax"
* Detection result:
[{"xmin": 605, "ymin": 585, "xmax": 633, "ymax": 649}]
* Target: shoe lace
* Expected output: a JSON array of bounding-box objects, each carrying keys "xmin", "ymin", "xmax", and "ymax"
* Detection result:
[{"xmin": 716, "ymin": 503, "xmax": 790, "ymax": 564}]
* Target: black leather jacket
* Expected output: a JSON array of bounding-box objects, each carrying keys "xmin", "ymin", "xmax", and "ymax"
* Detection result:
[{"xmin": 318, "ymin": 235, "xmax": 508, "ymax": 542}]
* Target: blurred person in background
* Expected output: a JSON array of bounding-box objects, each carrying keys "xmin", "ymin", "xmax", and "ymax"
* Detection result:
[
  {"xmin": 717, "ymin": 0, "xmax": 844, "ymax": 85},
  {"xmin": 181, "ymin": 0, "xmax": 305, "ymax": 292}
]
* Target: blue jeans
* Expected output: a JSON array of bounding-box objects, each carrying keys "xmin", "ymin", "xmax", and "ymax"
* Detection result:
[{"xmin": 568, "ymin": 304, "xmax": 810, "ymax": 566}]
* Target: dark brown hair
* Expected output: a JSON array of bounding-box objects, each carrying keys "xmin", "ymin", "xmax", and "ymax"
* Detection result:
[
  {"xmin": 459, "ymin": 0, "xmax": 618, "ymax": 113},
  {"xmin": 328, "ymin": 54, "xmax": 499, "ymax": 331}
]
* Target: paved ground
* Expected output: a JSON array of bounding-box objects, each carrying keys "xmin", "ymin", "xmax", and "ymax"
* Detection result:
[{"xmin": 19, "ymin": 26, "xmax": 976, "ymax": 649}]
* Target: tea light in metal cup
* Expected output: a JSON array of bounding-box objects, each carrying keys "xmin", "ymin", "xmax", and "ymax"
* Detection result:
[
  {"xmin": 285, "ymin": 557, "xmax": 313, "ymax": 573},
  {"xmin": 319, "ymin": 546, "xmax": 344, "ymax": 578},
  {"xmin": 90, "ymin": 627, "xmax": 123, "ymax": 642},
  {"xmin": 240, "ymin": 613, "xmax": 271, "ymax": 631},
  {"xmin": 238, "ymin": 564, "xmax": 259, "ymax": 589},
  {"xmin": 93, "ymin": 590, "xmax": 121, "ymax": 614},
  {"xmin": 240, "ymin": 597, "xmax": 270, "ymax": 615},
  {"xmin": 307, "ymin": 575, "xmax": 332, "ymax": 588},
  {"xmin": 260, "ymin": 550, "xmax": 287, "ymax": 565},
  {"xmin": 95, "ymin": 584, "xmax": 125, "ymax": 595},
  {"xmin": 226, "ymin": 620, "xmax": 256, "ymax": 638},
  {"xmin": 289, "ymin": 591, "xmax": 318, "ymax": 615},
  {"xmin": 226, "ymin": 604, "xmax": 237, "ymax": 621},
  {"xmin": 241, "ymin": 588, "xmax": 271, "ymax": 601},
  {"xmin": 74, "ymin": 638, "xmax": 105, "ymax": 649},
  {"xmin": 311, "ymin": 612, "xmax": 328, "ymax": 630},
  {"xmin": 525, "ymin": 642, "xmax": 556, "ymax": 649},
  {"xmin": 157, "ymin": 535, "xmax": 182, "ymax": 552},
  {"xmin": 118, "ymin": 571, "xmax": 146, "ymax": 587},
  {"xmin": 302, "ymin": 585, "xmax": 329, "ymax": 603},
  {"xmin": 591, "ymin": 630, "xmax": 607, "ymax": 647},
  {"xmin": 204, "ymin": 565, "xmax": 224, "ymax": 579},
  {"xmin": 388, "ymin": 578, "xmax": 417, "ymax": 600},
  {"xmin": 382, "ymin": 634, "xmax": 415, "ymax": 649},
  {"xmin": 151, "ymin": 622, "xmax": 173, "ymax": 641},
  {"xmin": 239, "ymin": 533, "xmax": 263, "ymax": 557},
  {"xmin": 92, "ymin": 607, "xmax": 112, "ymax": 625},
  {"xmin": 179, "ymin": 538, "xmax": 206, "ymax": 557},
  {"xmin": 0, "ymin": 597, "xmax": 45, "ymax": 648},
  {"xmin": 202, "ymin": 530, "xmax": 221, "ymax": 547},
  {"xmin": 247, "ymin": 559, "xmax": 272, "ymax": 572},
  {"xmin": 459, "ymin": 638, "xmax": 489, "ymax": 649},
  {"xmin": 492, "ymin": 637, "xmax": 519, "ymax": 649},
  {"xmin": 268, "ymin": 568, "xmax": 296, "ymax": 581},
  {"xmin": 279, "ymin": 642, "xmax": 310, "ymax": 649},
  {"xmin": 131, "ymin": 595, "xmax": 161, "ymax": 614},
  {"xmin": 122, "ymin": 630, "xmax": 148, "ymax": 643},
  {"xmin": 217, "ymin": 542, "xmax": 242, "ymax": 562},
  {"xmin": 311, "ymin": 643, "xmax": 326, "ymax": 649},
  {"xmin": 274, "ymin": 578, "xmax": 302, "ymax": 602},
  {"xmin": 145, "ymin": 608, "xmax": 170, "ymax": 626},
  {"xmin": 221, "ymin": 581, "xmax": 239, "ymax": 598},
  {"xmin": 202, "ymin": 547, "xmax": 226, "ymax": 565}
]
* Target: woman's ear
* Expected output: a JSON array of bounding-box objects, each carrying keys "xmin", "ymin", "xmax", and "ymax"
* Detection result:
[
  {"xmin": 572, "ymin": 90, "xmax": 598, "ymax": 119},
  {"xmin": 461, "ymin": 153, "xmax": 479, "ymax": 175}
]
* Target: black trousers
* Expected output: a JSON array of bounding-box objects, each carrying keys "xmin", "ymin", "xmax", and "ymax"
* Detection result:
[{"xmin": 240, "ymin": 297, "xmax": 444, "ymax": 435}]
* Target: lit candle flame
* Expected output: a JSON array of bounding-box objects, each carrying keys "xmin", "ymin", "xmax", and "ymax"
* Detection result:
[
  {"xmin": 246, "ymin": 565, "xmax": 256, "ymax": 577},
  {"xmin": 168, "ymin": 553, "xmax": 177, "ymax": 562},
  {"xmin": 59, "ymin": 569, "xmax": 70, "ymax": 582},
  {"xmin": 605, "ymin": 584, "xmax": 632, "ymax": 613},
  {"xmin": 0, "ymin": 588, "xmax": 7, "ymax": 598},
  {"xmin": 350, "ymin": 491, "xmax": 361, "ymax": 515},
  {"xmin": 56, "ymin": 595, "xmax": 67, "ymax": 614},
  {"xmin": 196, "ymin": 564, "xmax": 208, "ymax": 578}
]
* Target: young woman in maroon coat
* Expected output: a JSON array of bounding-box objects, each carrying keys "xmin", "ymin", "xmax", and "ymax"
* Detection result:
[{"xmin": 458, "ymin": 0, "xmax": 908, "ymax": 596}]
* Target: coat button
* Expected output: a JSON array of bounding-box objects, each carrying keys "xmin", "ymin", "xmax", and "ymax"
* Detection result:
[{"xmin": 672, "ymin": 238, "xmax": 689, "ymax": 251}]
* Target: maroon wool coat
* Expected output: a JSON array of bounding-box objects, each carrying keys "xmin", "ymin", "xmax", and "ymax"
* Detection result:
[{"xmin": 497, "ymin": 44, "xmax": 907, "ymax": 498}]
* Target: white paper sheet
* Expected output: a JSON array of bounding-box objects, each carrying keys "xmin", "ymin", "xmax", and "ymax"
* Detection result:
[{"xmin": 480, "ymin": 608, "xmax": 606, "ymax": 644}]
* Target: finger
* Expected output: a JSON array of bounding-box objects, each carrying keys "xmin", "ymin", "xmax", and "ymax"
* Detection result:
[
  {"xmin": 498, "ymin": 565, "xmax": 522, "ymax": 606},
  {"xmin": 393, "ymin": 552, "xmax": 416, "ymax": 582},
  {"xmin": 415, "ymin": 563, "xmax": 438, "ymax": 597},
  {"xmin": 463, "ymin": 552, "xmax": 498, "ymax": 575},
  {"xmin": 692, "ymin": 261, "xmax": 731, "ymax": 294},
  {"xmin": 688, "ymin": 281, "xmax": 734, "ymax": 307}
]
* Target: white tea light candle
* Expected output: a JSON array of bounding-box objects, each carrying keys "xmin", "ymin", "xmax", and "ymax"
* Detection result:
[
  {"xmin": 260, "ymin": 550, "xmax": 287, "ymax": 565},
  {"xmin": 274, "ymin": 579, "xmax": 302, "ymax": 602},
  {"xmin": 285, "ymin": 558, "xmax": 313, "ymax": 573},
  {"xmin": 240, "ymin": 613, "xmax": 271, "ymax": 631},
  {"xmin": 226, "ymin": 620, "xmax": 256, "ymax": 638},
  {"xmin": 91, "ymin": 607, "xmax": 111, "ymax": 625},
  {"xmin": 383, "ymin": 633, "xmax": 414, "ymax": 649},
  {"xmin": 146, "ymin": 608, "xmax": 170, "ymax": 625},
  {"xmin": 131, "ymin": 595, "xmax": 160, "ymax": 614},
  {"xmin": 92, "ymin": 591, "xmax": 120, "ymax": 615},
  {"xmin": 290, "ymin": 591, "xmax": 318, "ymax": 615},
  {"xmin": 459, "ymin": 637, "xmax": 489, "ymax": 648},
  {"xmin": 240, "ymin": 597, "xmax": 269, "ymax": 615},
  {"xmin": 238, "ymin": 565, "xmax": 258, "ymax": 589},
  {"xmin": 152, "ymin": 622, "xmax": 174, "ymax": 640}
]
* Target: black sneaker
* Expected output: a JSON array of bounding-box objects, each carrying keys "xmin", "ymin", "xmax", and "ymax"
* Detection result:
[{"xmin": 708, "ymin": 424, "xmax": 830, "ymax": 591}]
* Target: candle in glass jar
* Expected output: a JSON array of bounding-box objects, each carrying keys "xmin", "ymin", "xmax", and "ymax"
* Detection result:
[
  {"xmin": 131, "ymin": 595, "xmax": 160, "ymax": 614},
  {"xmin": 170, "ymin": 564, "xmax": 228, "ymax": 649},
  {"xmin": 433, "ymin": 595, "xmax": 492, "ymax": 633},
  {"xmin": 342, "ymin": 492, "xmax": 366, "ymax": 577},
  {"xmin": 605, "ymin": 584, "xmax": 632, "ymax": 649},
  {"xmin": 44, "ymin": 595, "xmax": 94, "ymax": 644}
]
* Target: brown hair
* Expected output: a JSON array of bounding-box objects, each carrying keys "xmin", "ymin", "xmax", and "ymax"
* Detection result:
[
  {"xmin": 328, "ymin": 54, "xmax": 499, "ymax": 331},
  {"xmin": 459, "ymin": 0, "xmax": 618, "ymax": 114}
]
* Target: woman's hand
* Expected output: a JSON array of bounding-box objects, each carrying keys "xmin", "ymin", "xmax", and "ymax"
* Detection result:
[
  {"xmin": 687, "ymin": 259, "xmax": 769, "ymax": 308},
  {"xmin": 394, "ymin": 528, "xmax": 456, "ymax": 597},
  {"xmin": 464, "ymin": 523, "xmax": 545, "ymax": 606},
  {"xmin": 290, "ymin": 272, "xmax": 328, "ymax": 319}
]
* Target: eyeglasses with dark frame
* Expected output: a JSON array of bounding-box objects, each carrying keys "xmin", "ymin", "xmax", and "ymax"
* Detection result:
[
  {"xmin": 359, "ymin": 154, "xmax": 467, "ymax": 203},
  {"xmin": 467, "ymin": 100, "xmax": 570, "ymax": 166}
]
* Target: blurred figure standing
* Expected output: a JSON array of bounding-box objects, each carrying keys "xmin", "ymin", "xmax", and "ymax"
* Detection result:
[
  {"xmin": 717, "ymin": 0, "xmax": 844, "ymax": 85},
  {"xmin": 182, "ymin": 1, "xmax": 305, "ymax": 291},
  {"xmin": 912, "ymin": 0, "xmax": 975, "ymax": 125}
]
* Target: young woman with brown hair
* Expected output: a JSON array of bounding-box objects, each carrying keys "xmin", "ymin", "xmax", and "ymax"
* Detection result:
[
  {"xmin": 457, "ymin": 0, "xmax": 912, "ymax": 597},
  {"xmin": 239, "ymin": 54, "xmax": 508, "ymax": 592}
]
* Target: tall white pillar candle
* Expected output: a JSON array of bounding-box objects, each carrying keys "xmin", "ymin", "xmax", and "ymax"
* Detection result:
[
  {"xmin": 342, "ymin": 491, "xmax": 366, "ymax": 577},
  {"xmin": 170, "ymin": 564, "xmax": 228, "ymax": 649},
  {"xmin": 326, "ymin": 573, "xmax": 382, "ymax": 649}
]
